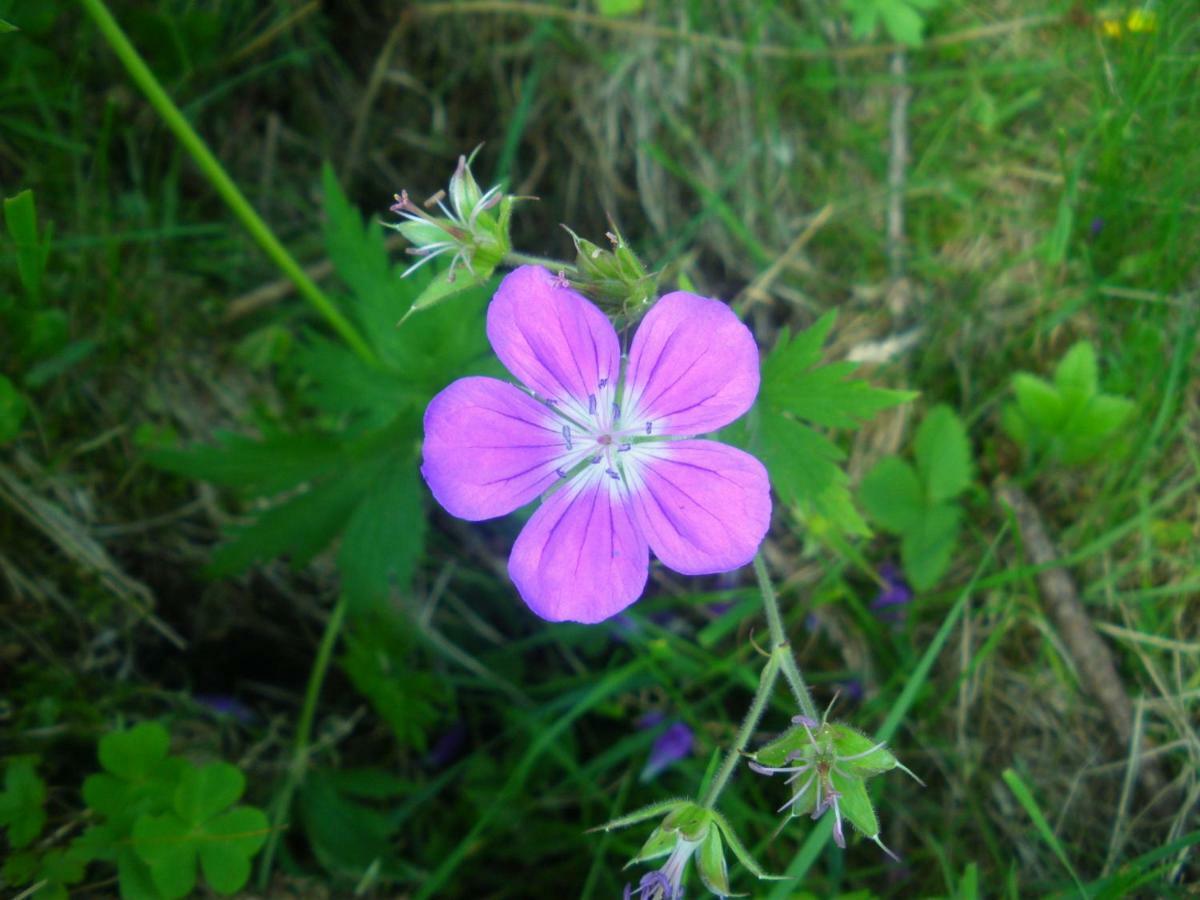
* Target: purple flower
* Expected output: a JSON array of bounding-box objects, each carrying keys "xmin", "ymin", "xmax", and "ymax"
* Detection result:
[
  {"xmin": 422, "ymin": 265, "xmax": 771, "ymax": 623},
  {"xmin": 640, "ymin": 720, "xmax": 694, "ymax": 781},
  {"xmin": 624, "ymin": 838, "xmax": 696, "ymax": 900},
  {"xmin": 871, "ymin": 562, "xmax": 912, "ymax": 620}
]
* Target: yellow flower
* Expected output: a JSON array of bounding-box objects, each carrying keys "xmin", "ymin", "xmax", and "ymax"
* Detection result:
[{"xmin": 1126, "ymin": 9, "xmax": 1157, "ymax": 33}]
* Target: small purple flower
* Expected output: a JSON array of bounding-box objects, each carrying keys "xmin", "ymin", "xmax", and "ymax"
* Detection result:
[
  {"xmin": 871, "ymin": 562, "xmax": 912, "ymax": 622},
  {"xmin": 624, "ymin": 838, "xmax": 696, "ymax": 900},
  {"xmin": 641, "ymin": 720, "xmax": 694, "ymax": 781},
  {"xmin": 422, "ymin": 266, "xmax": 771, "ymax": 623},
  {"xmin": 194, "ymin": 694, "xmax": 255, "ymax": 725}
]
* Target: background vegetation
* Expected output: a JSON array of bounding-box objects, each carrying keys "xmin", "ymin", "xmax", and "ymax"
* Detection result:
[{"xmin": 1, "ymin": 1, "xmax": 1196, "ymax": 897}]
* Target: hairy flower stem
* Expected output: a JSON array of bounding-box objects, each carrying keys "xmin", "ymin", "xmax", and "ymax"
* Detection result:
[
  {"xmin": 702, "ymin": 648, "xmax": 782, "ymax": 808},
  {"xmin": 257, "ymin": 595, "xmax": 348, "ymax": 888},
  {"xmin": 79, "ymin": 0, "xmax": 377, "ymax": 367},
  {"xmin": 503, "ymin": 250, "xmax": 575, "ymax": 272},
  {"xmin": 701, "ymin": 556, "xmax": 819, "ymax": 809},
  {"xmin": 754, "ymin": 553, "xmax": 819, "ymax": 722}
]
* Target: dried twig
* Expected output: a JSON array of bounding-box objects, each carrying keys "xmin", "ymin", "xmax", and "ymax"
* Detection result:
[
  {"xmin": 0, "ymin": 463, "xmax": 185, "ymax": 649},
  {"xmin": 885, "ymin": 49, "xmax": 910, "ymax": 313},
  {"xmin": 224, "ymin": 232, "xmax": 407, "ymax": 321},
  {"xmin": 996, "ymin": 483, "xmax": 1168, "ymax": 796}
]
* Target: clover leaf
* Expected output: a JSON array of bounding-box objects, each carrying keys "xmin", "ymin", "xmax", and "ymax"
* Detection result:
[
  {"xmin": 1002, "ymin": 340, "xmax": 1135, "ymax": 466},
  {"xmin": 132, "ymin": 762, "xmax": 268, "ymax": 899},
  {"xmin": 860, "ymin": 405, "xmax": 972, "ymax": 590}
]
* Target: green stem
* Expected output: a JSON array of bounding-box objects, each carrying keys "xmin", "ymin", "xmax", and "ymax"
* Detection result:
[
  {"xmin": 79, "ymin": 0, "xmax": 377, "ymax": 366},
  {"xmin": 753, "ymin": 553, "xmax": 819, "ymax": 722},
  {"xmin": 257, "ymin": 595, "xmax": 348, "ymax": 888},
  {"xmin": 504, "ymin": 250, "xmax": 575, "ymax": 272},
  {"xmin": 702, "ymin": 648, "xmax": 781, "ymax": 808}
]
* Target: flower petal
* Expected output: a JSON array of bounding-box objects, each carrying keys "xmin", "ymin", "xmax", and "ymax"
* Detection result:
[
  {"xmin": 623, "ymin": 292, "xmax": 760, "ymax": 435},
  {"xmin": 487, "ymin": 265, "xmax": 621, "ymax": 422},
  {"xmin": 508, "ymin": 467, "xmax": 649, "ymax": 623},
  {"xmin": 421, "ymin": 376, "xmax": 572, "ymax": 521},
  {"xmin": 625, "ymin": 440, "xmax": 771, "ymax": 575}
]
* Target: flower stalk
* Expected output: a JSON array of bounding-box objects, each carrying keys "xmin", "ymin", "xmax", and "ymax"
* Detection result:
[{"xmin": 754, "ymin": 552, "xmax": 819, "ymax": 722}]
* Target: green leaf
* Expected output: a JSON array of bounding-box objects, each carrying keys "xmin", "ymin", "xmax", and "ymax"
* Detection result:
[
  {"xmin": 1012, "ymin": 373, "xmax": 1062, "ymax": 433},
  {"xmin": 878, "ymin": 0, "xmax": 926, "ymax": 46},
  {"xmin": 0, "ymin": 18, "xmax": 19, "ymax": 32},
  {"xmin": 207, "ymin": 461, "xmax": 377, "ymax": 576},
  {"xmin": 148, "ymin": 430, "xmax": 344, "ymax": 497},
  {"xmin": 173, "ymin": 763, "xmax": 244, "ymax": 825},
  {"xmin": 757, "ymin": 415, "xmax": 844, "ymax": 508},
  {"xmin": 0, "ymin": 757, "xmax": 46, "ymax": 849},
  {"xmin": 0, "ymin": 374, "xmax": 27, "ymax": 444},
  {"xmin": 762, "ymin": 318, "xmax": 914, "ymax": 429},
  {"xmin": 1081, "ymin": 393, "xmax": 1134, "ymax": 437},
  {"xmin": 1054, "ymin": 341, "xmax": 1097, "ymax": 409},
  {"xmin": 133, "ymin": 784, "xmax": 266, "ymax": 898},
  {"xmin": 913, "ymin": 405, "xmax": 972, "ymax": 502},
  {"xmin": 133, "ymin": 813, "xmax": 197, "ymax": 899},
  {"xmin": 98, "ymin": 722, "xmax": 171, "ymax": 781},
  {"xmin": 198, "ymin": 807, "xmax": 268, "ymax": 894},
  {"xmin": 342, "ymin": 620, "xmax": 446, "ymax": 752},
  {"xmin": 299, "ymin": 770, "xmax": 398, "ymax": 878},
  {"xmin": 4, "ymin": 189, "xmax": 50, "ymax": 305},
  {"xmin": 338, "ymin": 453, "xmax": 425, "ymax": 613},
  {"xmin": 900, "ymin": 501, "xmax": 960, "ymax": 590},
  {"xmin": 321, "ymin": 164, "xmax": 412, "ymax": 364},
  {"xmin": 117, "ymin": 847, "xmax": 162, "ymax": 900},
  {"xmin": 597, "ymin": 0, "xmax": 644, "ymax": 16},
  {"xmin": 859, "ymin": 457, "xmax": 924, "ymax": 533}
]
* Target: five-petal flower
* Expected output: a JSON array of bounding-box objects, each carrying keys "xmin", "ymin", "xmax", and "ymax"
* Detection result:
[{"xmin": 421, "ymin": 265, "xmax": 771, "ymax": 623}]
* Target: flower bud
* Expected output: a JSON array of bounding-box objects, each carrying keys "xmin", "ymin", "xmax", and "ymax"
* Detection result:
[
  {"xmin": 562, "ymin": 224, "xmax": 657, "ymax": 327},
  {"xmin": 749, "ymin": 715, "xmax": 920, "ymax": 859},
  {"xmin": 386, "ymin": 148, "xmax": 515, "ymax": 322}
]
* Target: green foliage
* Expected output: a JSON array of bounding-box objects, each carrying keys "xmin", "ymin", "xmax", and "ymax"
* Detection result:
[
  {"xmin": 0, "ymin": 756, "xmax": 46, "ymax": 849},
  {"xmin": 1001, "ymin": 341, "xmax": 1135, "ymax": 467},
  {"xmin": 1, "ymin": 723, "xmax": 267, "ymax": 900},
  {"xmin": 131, "ymin": 763, "xmax": 267, "ymax": 899},
  {"xmin": 297, "ymin": 768, "xmax": 413, "ymax": 884},
  {"xmin": 842, "ymin": 0, "xmax": 940, "ymax": 45},
  {"xmin": 732, "ymin": 311, "xmax": 914, "ymax": 536},
  {"xmin": 341, "ymin": 617, "xmax": 448, "ymax": 752},
  {"xmin": 860, "ymin": 405, "xmax": 973, "ymax": 590},
  {"xmin": 148, "ymin": 171, "xmax": 495, "ymax": 615},
  {"xmin": 596, "ymin": 0, "xmax": 644, "ymax": 17},
  {"xmin": 0, "ymin": 189, "xmax": 97, "ymax": 440}
]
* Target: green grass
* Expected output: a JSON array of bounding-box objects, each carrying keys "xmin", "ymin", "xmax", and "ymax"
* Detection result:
[{"xmin": 1, "ymin": 0, "xmax": 1198, "ymax": 897}]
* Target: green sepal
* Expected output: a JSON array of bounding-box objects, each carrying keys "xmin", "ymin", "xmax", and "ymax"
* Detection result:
[
  {"xmin": 829, "ymin": 769, "xmax": 878, "ymax": 839},
  {"xmin": 696, "ymin": 824, "xmax": 738, "ymax": 896},
  {"xmin": 710, "ymin": 811, "xmax": 788, "ymax": 881},
  {"xmin": 827, "ymin": 724, "xmax": 897, "ymax": 778},
  {"xmin": 662, "ymin": 802, "xmax": 712, "ymax": 842},
  {"xmin": 627, "ymin": 826, "xmax": 676, "ymax": 866},
  {"xmin": 399, "ymin": 267, "xmax": 489, "ymax": 326},
  {"xmin": 393, "ymin": 220, "xmax": 447, "ymax": 246},
  {"xmin": 589, "ymin": 797, "xmax": 687, "ymax": 833},
  {"xmin": 748, "ymin": 724, "xmax": 814, "ymax": 769}
]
